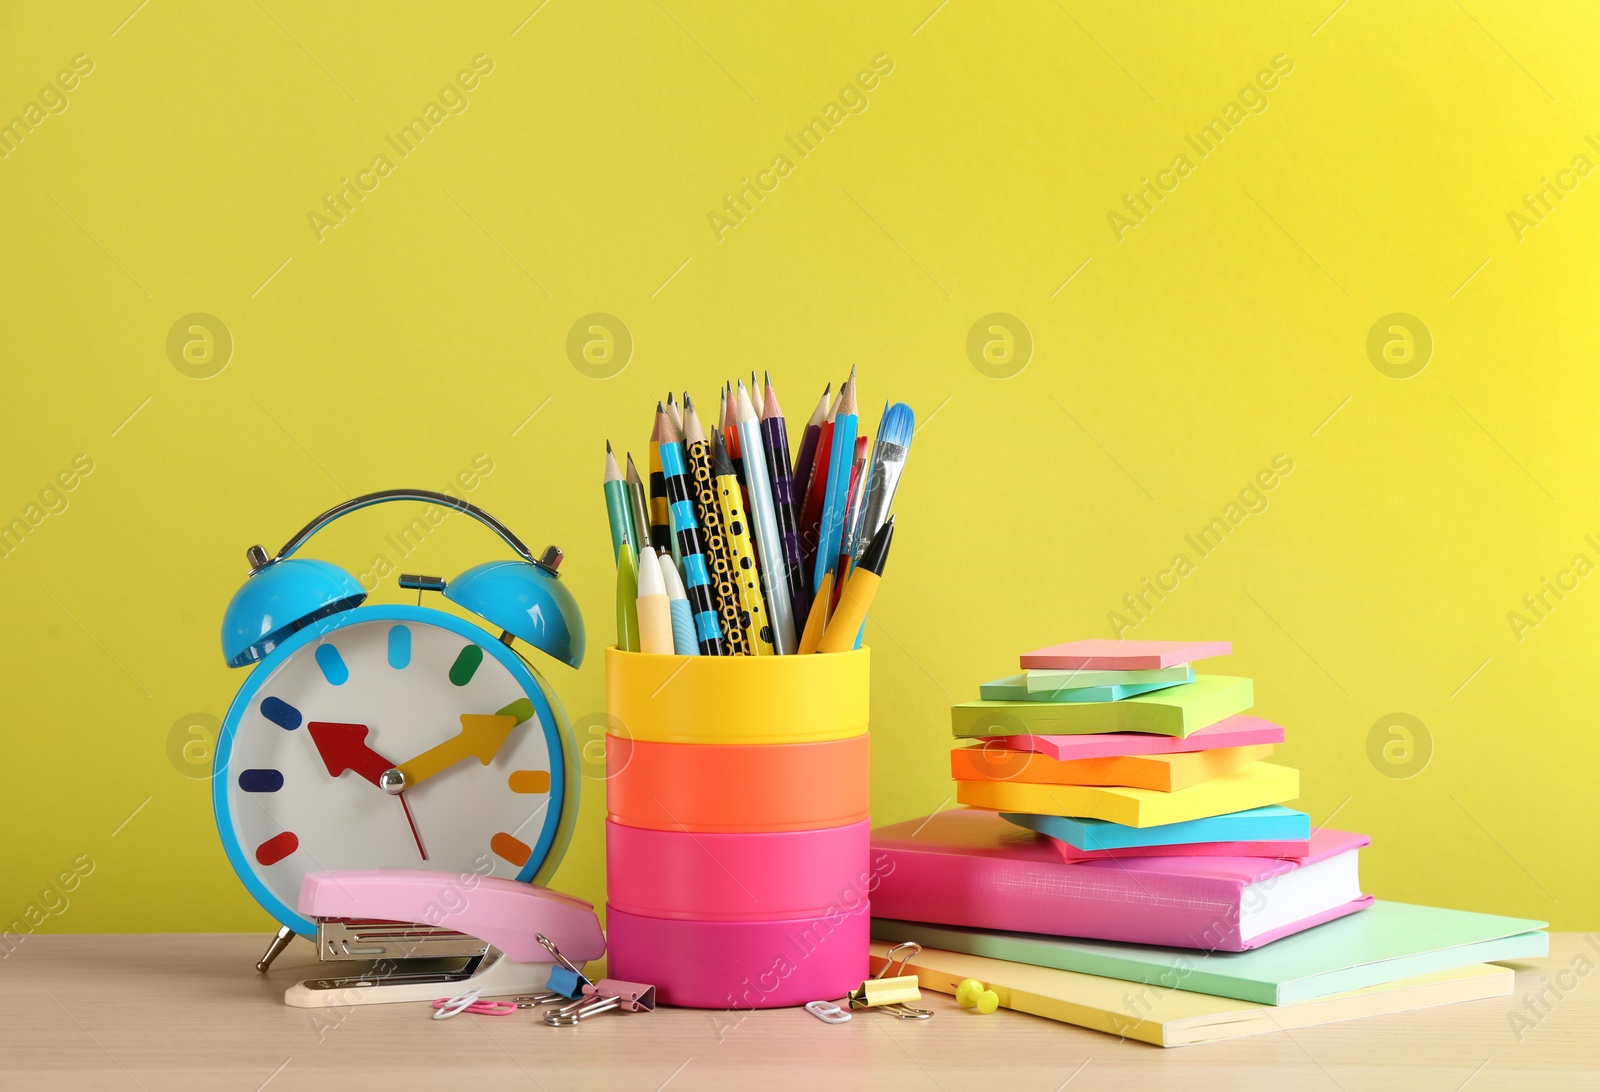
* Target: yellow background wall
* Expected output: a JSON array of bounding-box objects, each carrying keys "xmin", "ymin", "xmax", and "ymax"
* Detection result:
[{"xmin": 2, "ymin": 0, "xmax": 1596, "ymax": 938}]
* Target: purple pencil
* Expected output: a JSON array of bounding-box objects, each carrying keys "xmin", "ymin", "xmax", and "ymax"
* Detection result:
[{"xmin": 760, "ymin": 373, "xmax": 812, "ymax": 628}]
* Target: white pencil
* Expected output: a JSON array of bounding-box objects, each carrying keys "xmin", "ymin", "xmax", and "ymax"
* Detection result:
[{"xmin": 734, "ymin": 381, "xmax": 798, "ymax": 653}]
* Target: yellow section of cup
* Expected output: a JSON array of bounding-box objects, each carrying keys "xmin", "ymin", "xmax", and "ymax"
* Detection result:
[{"xmin": 606, "ymin": 646, "xmax": 870, "ymax": 744}]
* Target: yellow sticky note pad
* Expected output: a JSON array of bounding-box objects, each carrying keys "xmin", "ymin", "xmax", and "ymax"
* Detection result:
[{"xmin": 954, "ymin": 762, "xmax": 1299, "ymax": 828}]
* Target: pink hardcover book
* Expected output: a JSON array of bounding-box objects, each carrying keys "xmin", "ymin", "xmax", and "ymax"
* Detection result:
[
  {"xmin": 990, "ymin": 715, "xmax": 1285, "ymax": 761},
  {"xmin": 1020, "ymin": 639, "xmax": 1232, "ymax": 670},
  {"xmin": 871, "ymin": 809, "xmax": 1372, "ymax": 952}
]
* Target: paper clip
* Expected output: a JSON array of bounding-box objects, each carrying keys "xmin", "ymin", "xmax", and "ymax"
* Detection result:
[
  {"xmin": 430, "ymin": 988, "xmax": 518, "ymax": 1019},
  {"xmin": 513, "ymin": 934, "xmax": 595, "ymax": 1007},
  {"xmin": 805, "ymin": 999, "xmax": 852, "ymax": 1024},
  {"xmin": 848, "ymin": 942, "xmax": 933, "ymax": 1019},
  {"xmin": 543, "ymin": 979, "xmax": 657, "ymax": 1026}
]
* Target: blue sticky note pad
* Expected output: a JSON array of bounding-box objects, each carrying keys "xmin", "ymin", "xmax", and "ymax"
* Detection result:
[
  {"xmin": 1003, "ymin": 805, "xmax": 1311, "ymax": 850},
  {"xmin": 978, "ymin": 676, "xmax": 1187, "ymax": 702}
]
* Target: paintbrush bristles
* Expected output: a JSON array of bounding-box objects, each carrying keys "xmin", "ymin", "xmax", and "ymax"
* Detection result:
[{"xmin": 877, "ymin": 402, "xmax": 915, "ymax": 449}]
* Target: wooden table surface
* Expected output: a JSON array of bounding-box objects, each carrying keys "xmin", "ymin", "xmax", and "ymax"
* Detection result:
[{"xmin": 2, "ymin": 933, "xmax": 1594, "ymax": 1091}]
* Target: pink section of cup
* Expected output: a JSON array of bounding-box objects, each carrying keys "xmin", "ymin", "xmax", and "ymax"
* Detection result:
[
  {"xmin": 606, "ymin": 818, "xmax": 871, "ymax": 922},
  {"xmin": 605, "ymin": 901, "xmax": 869, "ymax": 1009}
]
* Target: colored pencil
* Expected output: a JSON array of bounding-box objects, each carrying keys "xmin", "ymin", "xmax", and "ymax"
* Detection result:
[
  {"xmin": 791, "ymin": 383, "xmax": 829, "ymax": 517},
  {"xmin": 712, "ymin": 431, "xmax": 775, "ymax": 654},
  {"xmin": 811, "ymin": 369, "xmax": 858, "ymax": 594},
  {"xmin": 759, "ymin": 374, "xmax": 812, "ymax": 629},
  {"xmin": 665, "ymin": 392, "xmax": 683, "ymax": 437},
  {"xmin": 734, "ymin": 382, "xmax": 798, "ymax": 654},
  {"xmin": 656, "ymin": 410, "xmax": 726, "ymax": 655},
  {"xmin": 623, "ymin": 452, "xmax": 653, "ymax": 566},
  {"xmin": 659, "ymin": 549, "xmax": 699, "ymax": 656},
  {"xmin": 615, "ymin": 535, "xmax": 639, "ymax": 653},
  {"xmin": 819, "ymin": 517, "xmax": 893, "ymax": 653},
  {"xmin": 798, "ymin": 387, "xmax": 839, "ymax": 578},
  {"xmin": 603, "ymin": 442, "xmax": 634, "ymax": 565},
  {"xmin": 683, "ymin": 397, "xmax": 749, "ymax": 655}
]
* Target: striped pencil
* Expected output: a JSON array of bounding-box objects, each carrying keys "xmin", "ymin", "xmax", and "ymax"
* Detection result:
[
  {"xmin": 657, "ymin": 404, "xmax": 685, "ymax": 568},
  {"xmin": 683, "ymin": 397, "xmax": 749, "ymax": 655},
  {"xmin": 656, "ymin": 409, "xmax": 726, "ymax": 655},
  {"xmin": 647, "ymin": 409, "xmax": 672, "ymax": 554},
  {"xmin": 759, "ymin": 374, "xmax": 812, "ymax": 630}
]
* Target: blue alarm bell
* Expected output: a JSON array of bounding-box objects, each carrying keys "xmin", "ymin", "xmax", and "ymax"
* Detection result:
[
  {"xmin": 219, "ymin": 489, "xmax": 586, "ymax": 669},
  {"xmin": 212, "ymin": 489, "xmax": 587, "ymax": 973}
]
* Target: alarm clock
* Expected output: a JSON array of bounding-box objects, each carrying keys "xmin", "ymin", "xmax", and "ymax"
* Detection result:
[{"xmin": 212, "ymin": 490, "xmax": 585, "ymax": 970}]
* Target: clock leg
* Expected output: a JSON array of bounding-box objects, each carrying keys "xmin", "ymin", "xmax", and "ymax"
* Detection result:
[{"xmin": 256, "ymin": 925, "xmax": 298, "ymax": 973}]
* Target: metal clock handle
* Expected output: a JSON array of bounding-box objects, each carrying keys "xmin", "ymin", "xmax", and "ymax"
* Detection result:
[{"xmin": 261, "ymin": 489, "xmax": 538, "ymax": 566}]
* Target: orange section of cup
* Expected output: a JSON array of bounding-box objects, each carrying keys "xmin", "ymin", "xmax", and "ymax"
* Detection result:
[{"xmin": 606, "ymin": 733, "xmax": 869, "ymax": 833}]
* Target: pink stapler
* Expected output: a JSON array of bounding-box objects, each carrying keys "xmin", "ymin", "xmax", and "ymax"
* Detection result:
[{"xmin": 284, "ymin": 870, "xmax": 605, "ymax": 1009}]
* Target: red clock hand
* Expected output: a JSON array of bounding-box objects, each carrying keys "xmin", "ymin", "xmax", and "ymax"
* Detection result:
[
  {"xmin": 307, "ymin": 722, "xmax": 395, "ymax": 786},
  {"xmin": 306, "ymin": 721, "xmax": 428, "ymax": 860}
]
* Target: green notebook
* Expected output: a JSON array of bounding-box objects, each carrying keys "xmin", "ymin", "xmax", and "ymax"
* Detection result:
[
  {"xmin": 952, "ymin": 675, "xmax": 1253, "ymax": 739},
  {"xmin": 873, "ymin": 901, "xmax": 1548, "ymax": 1005}
]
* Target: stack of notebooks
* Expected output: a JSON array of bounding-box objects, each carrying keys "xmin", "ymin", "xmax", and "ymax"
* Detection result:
[{"xmin": 871, "ymin": 638, "xmax": 1548, "ymax": 1046}]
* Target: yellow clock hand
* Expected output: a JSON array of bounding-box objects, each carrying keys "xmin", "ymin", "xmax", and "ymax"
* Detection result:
[{"xmin": 380, "ymin": 698, "xmax": 533, "ymax": 794}]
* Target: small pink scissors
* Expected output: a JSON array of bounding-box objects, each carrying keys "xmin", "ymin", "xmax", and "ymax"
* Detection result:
[{"xmin": 431, "ymin": 988, "xmax": 518, "ymax": 1019}]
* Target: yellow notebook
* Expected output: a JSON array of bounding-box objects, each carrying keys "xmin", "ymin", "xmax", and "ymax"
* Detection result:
[
  {"xmin": 871, "ymin": 942, "xmax": 1513, "ymax": 1048},
  {"xmin": 950, "ymin": 742, "xmax": 1274, "ymax": 791},
  {"xmin": 955, "ymin": 761, "xmax": 1298, "ymax": 827}
]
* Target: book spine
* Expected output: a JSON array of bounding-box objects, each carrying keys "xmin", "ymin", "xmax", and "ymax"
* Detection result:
[{"xmin": 872, "ymin": 845, "xmax": 1245, "ymax": 950}]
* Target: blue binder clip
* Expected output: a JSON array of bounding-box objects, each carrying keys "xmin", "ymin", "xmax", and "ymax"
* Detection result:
[{"xmin": 514, "ymin": 934, "xmax": 594, "ymax": 1006}]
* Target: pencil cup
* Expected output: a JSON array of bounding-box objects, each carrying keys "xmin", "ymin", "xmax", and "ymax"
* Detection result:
[{"xmin": 603, "ymin": 646, "xmax": 872, "ymax": 1009}]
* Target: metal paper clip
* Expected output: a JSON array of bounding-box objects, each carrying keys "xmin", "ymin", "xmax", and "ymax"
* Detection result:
[
  {"xmin": 543, "ymin": 979, "xmax": 657, "ymax": 1026},
  {"xmin": 805, "ymin": 999, "xmax": 852, "ymax": 1024},
  {"xmin": 848, "ymin": 942, "xmax": 932, "ymax": 1019}
]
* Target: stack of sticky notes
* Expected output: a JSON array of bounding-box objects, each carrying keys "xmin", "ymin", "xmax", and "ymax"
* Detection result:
[
  {"xmin": 952, "ymin": 639, "xmax": 1306, "ymax": 842},
  {"xmin": 868, "ymin": 638, "xmax": 1550, "ymax": 1045}
]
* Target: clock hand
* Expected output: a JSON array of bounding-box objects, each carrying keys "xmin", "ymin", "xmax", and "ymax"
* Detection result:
[
  {"xmin": 307, "ymin": 721, "xmax": 428, "ymax": 861},
  {"xmin": 380, "ymin": 698, "xmax": 533, "ymax": 794},
  {"xmin": 307, "ymin": 722, "xmax": 395, "ymax": 786}
]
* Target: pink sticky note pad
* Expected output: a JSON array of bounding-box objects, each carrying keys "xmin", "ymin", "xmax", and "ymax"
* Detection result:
[
  {"xmin": 1051, "ymin": 838, "xmax": 1313, "ymax": 862},
  {"xmin": 989, "ymin": 714, "xmax": 1284, "ymax": 761},
  {"xmin": 1020, "ymin": 639, "xmax": 1232, "ymax": 670}
]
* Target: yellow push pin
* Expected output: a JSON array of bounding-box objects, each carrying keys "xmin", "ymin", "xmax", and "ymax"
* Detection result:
[{"xmin": 955, "ymin": 978, "xmax": 999, "ymax": 1014}]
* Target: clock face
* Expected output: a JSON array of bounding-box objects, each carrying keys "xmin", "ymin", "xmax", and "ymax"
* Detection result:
[{"xmin": 213, "ymin": 605, "xmax": 573, "ymax": 933}]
